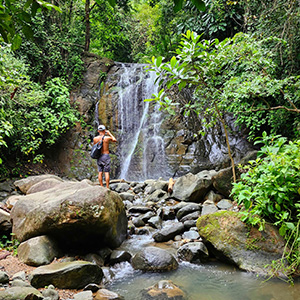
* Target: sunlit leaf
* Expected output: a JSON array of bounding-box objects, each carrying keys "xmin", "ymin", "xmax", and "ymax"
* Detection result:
[{"xmin": 11, "ymin": 34, "xmax": 22, "ymax": 51}]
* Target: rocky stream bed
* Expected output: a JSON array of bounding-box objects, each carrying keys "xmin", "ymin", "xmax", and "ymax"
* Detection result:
[{"xmin": 0, "ymin": 167, "xmax": 293, "ymax": 300}]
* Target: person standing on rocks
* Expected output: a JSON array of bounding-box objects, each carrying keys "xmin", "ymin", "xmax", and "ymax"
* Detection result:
[{"xmin": 93, "ymin": 124, "xmax": 117, "ymax": 188}]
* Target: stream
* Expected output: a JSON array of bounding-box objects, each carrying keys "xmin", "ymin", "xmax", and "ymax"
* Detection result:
[{"xmin": 106, "ymin": 233, "xmax": 300, "ymax": 300}]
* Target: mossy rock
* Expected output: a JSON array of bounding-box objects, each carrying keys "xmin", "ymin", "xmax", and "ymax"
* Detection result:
[{"xmin": 196, "ymin": 211, "xmax": 287, "ymax": 276}]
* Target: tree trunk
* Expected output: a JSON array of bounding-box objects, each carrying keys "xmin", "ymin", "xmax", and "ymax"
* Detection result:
[
  {"xmin": 213, "ymin": 102, "xmax": 236, "ymax": 183},
  {"xmin": 84, "ymin": 0, "xmax": 90, "ymax": 52}
]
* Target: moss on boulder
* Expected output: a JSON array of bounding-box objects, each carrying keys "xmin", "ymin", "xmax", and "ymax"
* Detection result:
[{"xmin": 196, "ymin": 211, "xmax": 287, "ymax": 276}]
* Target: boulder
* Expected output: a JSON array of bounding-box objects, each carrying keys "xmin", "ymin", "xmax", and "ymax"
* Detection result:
[
  {"xmin": 132, "ymin": 247, "xmax": 178, "ymax": 272},
  {"xmin": 212, "ymin": 167, "xmax": 235, "ymax": 198},
  {"xmin": 204, "ymin": 190, "xmax": 223, "ymax": 203},
  {"xmin": 216, "ymin": 199, "xmax": 233, "ymax": 210},
  {"xmin": 182, "ymin": 230, "xmax": 200, "ymax": 240},
  {"xmin": 196, "ymin": 211, "xmax": 287, "ymax": 275},
  {"xmin": 17, "ymin": 235, "xmax": 60, "ymax": 266},
  {"xmin": 158, "ymin": 207, "xmax": 176, "ymax": 220},
  {"xmin": 153, "ymin": 223, "xmax": 185, "ymax": 242},
  {"xmin": 141, "ymin": 211, "xmax": 156, "ymax": 223},
  {"xmin": 95, "ymin": 288, "xmax": 124, "ymax": 300},
  {"xmin": 141, "ymin": 280, "xmax": 185, "ymax": 300},
  {"xmin": 0, "ymin": 287, "xmax": 43, "ymax": 300},
  {"xmin": 146, "ymin": 180, "xmax": 168, "ymax": 194},
  {"xmin": 6, "ymin": 195, "xmax": 22, "ymax": 209},
  {"xmin": 132, "ymin": 216, "xmax": 145, "ymax": 227},
  {"xmin": 172, "ymin": 170, "xmax": 217, "ymax": 202},
  {"xmin": 84, "ymin": 253, "xmax": 105, "ymax": 267},
  {"xmin": 74, "ymin": 290, "xmax": 93, "ymax": 300},
  {"xmin": 0, "ymin": 271, "xmax": 9, "ymax": 284},
  {"xmin": 128, "ymin": 206, "xmax": 153, "ymax": 214},
  {"xmin": 147, "ymin": 216, "xmax": 162, "ymax": 229},
  {"xmin": 14, "ymin": 175, "xmax": 63, "ymax": 194},
  {"xmin": 27, "ymin": 178, "xmax": 64, "ymax": 194},
  {"xmin": 10, "ymin": 181, "xmax": 127, "ymax": 250},
  {"xmin": 0, "ymin": 208, "xmax": 12, "ymax": 233},
  {"xmin": 118, "ymin": 192, "xmax": 135, "ymax": 202},
  {"xmin": 177, "ymin": 242, "xmax": 209, "ymax": 263},
  {"xmin": 201, "ymin": 201, "xmax": 218, "ymax": 216},
  {"xmin": 176, "ymin": 203, "xmax": 201, "ymax": 221},
  {"xmin": 114, "ymin": 183, "xmax": 130, "ymax": 193},
  {"xmin": 41, "ymin": 285, "xmax": 59, "ymax": 300},
  {"xmin": 109, "ymin": 250, "xmax": 132, "ymax": 265},
  {"xmin": 180, "ymin": 211, "xmax": 201, "ymax": 222},
  {"xmin": 29, "ymin": 261, "xmax": 103, "ymax": 289},
  {"xmin": 145, "ymin": 189, "xmax": 167, "ymax": 202}
]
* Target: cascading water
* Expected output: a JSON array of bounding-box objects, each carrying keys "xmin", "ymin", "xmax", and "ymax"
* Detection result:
[{"xmin": 116, "ymin": 63, "xmax": 169, "ymax": 181}]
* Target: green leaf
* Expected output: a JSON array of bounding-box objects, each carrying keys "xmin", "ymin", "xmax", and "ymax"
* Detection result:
[
  {"xmin": 190, "ymin": 0, "xmax": 206, "ymax": 11},
  {"xmin": 178, "ymin": 80, "xmax": 187, "ymax": 91},
  {"xmin": 156, "ymin": 56, "xmax": 162, "ymax": 68},
  {"xmin": 24, "ymin": 0, "xmax": 34, "ymax": 9},
  {"xmin": 22, "ymin": 25, "xmax": 34, "ymax": 40},
  {"xmin": 170, "ymin": 56, "xmax": 177, "ymax": 68},
  {"xmin": 0, "ymin": 26, "xmax": 9, "ymax": 43},
  {"xmin": 106, "ymin": 0, "xmax": 116, "ymax": 6},
  {"xmin": 173, "ymin": 0, "xmax": 184, "ymax": 12},
  {"xmin": 11, "ymin": 34, "xmax": 22, "ymax": 51}
]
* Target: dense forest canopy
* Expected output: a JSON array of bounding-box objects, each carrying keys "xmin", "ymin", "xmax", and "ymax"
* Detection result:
[{"xmin": 0, "ymin": 0, "xmax": 299, "ymax": 165}]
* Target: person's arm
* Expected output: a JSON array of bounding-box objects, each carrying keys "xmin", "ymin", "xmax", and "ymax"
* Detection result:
[{"xmin": 106, "ymin": 130, "xmax": 117, "ymax": 142}]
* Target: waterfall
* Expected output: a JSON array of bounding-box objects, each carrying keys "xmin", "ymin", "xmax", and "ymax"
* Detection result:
[{"xmin": 116, "ymin": 63, "xmax": 168, "ymax": 181}]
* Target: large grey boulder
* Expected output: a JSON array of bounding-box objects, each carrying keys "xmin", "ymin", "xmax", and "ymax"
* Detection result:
[
  {"xmin": 27, "ymin": 178, "xmax": 64, "ymax": 194},
  {"xmin": 17, "ymin": 235, "xmax": 60, "ymax": 266},
  {"xmin": 29, "ymin": 261, "xmax": 103, "ymax": 289},
  {"xmin": 172, "ymin": 170, "xmax": 217, "ymax": 202},
  {"xmin": 14, "ymin": 174, "xmax": 63, "ymax": 194},
  {"xmin": 132, "ymin": 247, "xmax": 178, "ymax": 272},
  {"xmin": 0, "ymin": 286, "xmax": 43, "ymax": 300},
  {"xmin": 11, "ymin": 181, "xmax": 127, "ymax": 250},
  {"xmin": 197, "ymin": 211, "xmax": 287, "ymax": 276},
  {"xmin": 153, "ymin": 222, "xmax": 185, "ymax": 242}
]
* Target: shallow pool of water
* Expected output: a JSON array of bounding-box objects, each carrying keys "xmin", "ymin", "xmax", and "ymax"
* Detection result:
[{"xmin": 108, "ymin": 261, "xmax": 300, "ymax": 300}]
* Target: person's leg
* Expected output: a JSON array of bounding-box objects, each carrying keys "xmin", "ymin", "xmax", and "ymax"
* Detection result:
[
  {"xmin": 98, "ymin": 172, "xmax": 104, "ymax": 186},
  {"xmin": 104, "ymin": 172, "xmax": 110, "ymax": 188}
]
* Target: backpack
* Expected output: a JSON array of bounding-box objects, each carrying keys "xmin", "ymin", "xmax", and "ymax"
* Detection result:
[{"xmin": 90, "ymin": 136, "xmax": 105, "ymax": 159}]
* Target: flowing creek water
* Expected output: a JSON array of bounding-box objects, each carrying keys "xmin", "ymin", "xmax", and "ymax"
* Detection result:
[
  {"xmin": 107, "ymin": 233, "xmax": 300, "ymax": 300},
  {"xmin": 99, "ymin": 63, "xmax": 300, "ymax": 299}
]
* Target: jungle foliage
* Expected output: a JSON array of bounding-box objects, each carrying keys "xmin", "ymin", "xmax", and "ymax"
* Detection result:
[
  {"xmin": 0, "ymin": 46, "xmax": 79, "ymax": 178},
  {"xmin": 232, "ymin": 133, "xmax": 300, "ymax": 281}
]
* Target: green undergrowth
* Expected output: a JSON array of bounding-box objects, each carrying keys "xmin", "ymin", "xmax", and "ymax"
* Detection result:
[{"xmin": 232, "ymin": 132, "xmax": 300, "ymax": 282}]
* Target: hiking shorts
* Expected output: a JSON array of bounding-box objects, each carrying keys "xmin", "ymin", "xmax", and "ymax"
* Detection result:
[{"xmin": 97, "ymin": 154, "xmax": 111, "ymax": 173}]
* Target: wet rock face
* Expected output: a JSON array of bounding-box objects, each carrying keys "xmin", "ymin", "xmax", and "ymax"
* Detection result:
[{"xmin": 36, "ymin": 57, "xmax": 254, "ymax": 182}]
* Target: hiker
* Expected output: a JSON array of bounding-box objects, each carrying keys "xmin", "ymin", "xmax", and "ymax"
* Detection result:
[{"xmin": 93, "ymin": 124, "xmax": 117, "ymax": 188}]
